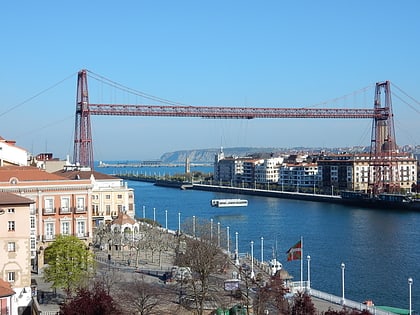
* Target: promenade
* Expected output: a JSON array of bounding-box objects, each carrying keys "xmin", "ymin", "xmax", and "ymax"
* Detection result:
[{"xmin": 31, "ymin": 227, "xmax": 401, "ymax": 315}]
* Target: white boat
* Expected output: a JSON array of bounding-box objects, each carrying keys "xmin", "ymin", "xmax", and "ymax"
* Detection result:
[{"xmin": 210, "ymin": 199, "xmax": 248, "ymax": 207}]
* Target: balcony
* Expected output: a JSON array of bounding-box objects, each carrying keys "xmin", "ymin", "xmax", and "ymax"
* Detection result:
[
  {"xmin": 42, "ymin": 208, "xmax": 56, "ymax": 215},
  {"xmin": 75, "ymin": 206, "xmax": 87, "ymax": 214},
  {"xmin": 59, "ymin": 207, "xmax": 72, "ymax": 214},
  {"xmin": 43, "ymin": 234, "xmax": 56, "ymax": 241}
]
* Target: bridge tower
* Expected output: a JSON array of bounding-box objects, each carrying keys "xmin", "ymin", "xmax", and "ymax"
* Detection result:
[
  {"xmin": 73, "ymin": 69, "xmax": 94, "ymax": 169},
  {"xmin": 369, "ymin": 81, "xmax": 399, "ymax": 194}
]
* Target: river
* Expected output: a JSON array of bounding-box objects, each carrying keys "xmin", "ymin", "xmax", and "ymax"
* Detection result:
[{"xmin": 100, "ymin": 164, "xmax": 420, "ymax": 311}]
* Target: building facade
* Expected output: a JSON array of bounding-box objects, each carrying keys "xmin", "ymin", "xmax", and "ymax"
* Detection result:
[
  {"xmin": 54, "ymin": 168, "xmax": 136, "ymax": 227},
  {"xmin": 0, "ymin": 166, "xmax": 93, "ymax": 271},
  {"xmin": 0, "ymin": 192, "xmax": 34, "ymax": 315}
]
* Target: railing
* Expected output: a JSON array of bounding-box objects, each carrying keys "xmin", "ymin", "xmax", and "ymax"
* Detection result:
[{"xmin": 294, "ymin": 286, "xmax": 397, "ymax": 315}]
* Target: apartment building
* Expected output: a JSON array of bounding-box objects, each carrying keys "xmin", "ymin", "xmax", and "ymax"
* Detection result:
[
  {"xmin": 54, "ymin": 168, "xmax": 136, "ymax": 227},
  {"xmin": 0, "ymin": 137, "xmax": 27, "ymax": 167},
  {"xmin": 255, "ymin": 157, "xmax": 283, "ymax": 183},
  {"xmin": 0, "ymin": 166, "xmax": 93, "ymax": 270},
  {"xmin": 0, "ymin": 191, "xmax": 34, "ymax": 315},
  {"xmin": 279, "ymin": 163, "xmax": 319, "ymax": 191},
  {"xmin": 318, "ymin": 153, "xmax": 418, "ymax": 193}
]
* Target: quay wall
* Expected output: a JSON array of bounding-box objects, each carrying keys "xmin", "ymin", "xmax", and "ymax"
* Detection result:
[{"xmin": 191, "ymin": 184, "xmax": 344, "ymax": 204}]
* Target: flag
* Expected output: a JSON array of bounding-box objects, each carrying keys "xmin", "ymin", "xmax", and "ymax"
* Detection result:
[{"xmin": 286, "ymin": 240, "xmax": 302, "ymax": 261}]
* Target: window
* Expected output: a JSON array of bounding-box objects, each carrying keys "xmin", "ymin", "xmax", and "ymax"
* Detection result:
[
  {"xmin": 61, "ymin": 221, "xmax": 70, "ymax": 235},
  {"xmin": 105, "ymin": 195, "xmax": 111, "ymax": 200},
  {"xmin": 30, "ymin": 238, "xmax": 36, "ymax": 250},
  {"xmin": 30, "ymin": 216, "xmax": 35, "ymax": 229},
  {"xmin": 106, "ymin": 205, "xmax": 111, "ymax": 215},
  {"xmin": 77, "ymin": 197, "xmax": 85, "ymax": 211},
  {"xmin": 61, "ymin": 197, "xmax": 70, "ymax": 213},
  {"xmin": 117, "ymin": 194, "xmax": 122, "ymax": 199},
  {"xmin": 77, "ymin": 221, "xmax": 86, "ymax": 237},
  {"xmin": 8, "ymin": 208, "xmax": 15, "ymax": 213},
  {"xmin": 8, "ymin": 221, "xmax": 15, "ymax": 231},
  {"xmin": 45, "ymin": 197, "xmax": 54, "ymax": 214},
  {"xmin": 45, "ymin": 222, "xmax": 54, "ymax": 240},
  {"xmin": 8, "ymin": 271, "xmax": 15, "ymax": 282},
  {"xmin": 8, "ymin": 242, "xmax": 16, "ymax": 252}
]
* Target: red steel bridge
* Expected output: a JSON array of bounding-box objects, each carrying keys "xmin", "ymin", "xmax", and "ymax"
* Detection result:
[{"xmin": 73, "ymin": 69, "xmax": 398, "ymax": 193}]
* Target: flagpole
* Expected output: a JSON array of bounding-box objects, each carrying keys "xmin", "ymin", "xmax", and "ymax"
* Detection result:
[{"xmin": 300, "ymin": 236, "xmax": 303, "ymax": 290}]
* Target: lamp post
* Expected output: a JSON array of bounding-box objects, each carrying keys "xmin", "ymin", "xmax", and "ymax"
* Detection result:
[
  {"xmin": 165, "ymin": 209, "xmax": 168, "ymax": 231},
  {"xmin": 178, "ymin": 212, "xmax": 181, "ymax": 234},
  {"xmin": 153, "ymin": 207, "xmax": 156, "ymax": 222},
  {"xmin": 142, "ymin": 205, "xmax": 145, "ymax": 218},
  {"xmin": 261, "ymin": 237, "xmax": 264, "ymax": 264},
  {"xmin": 210, "ymin": 218, "xmax": 213, "ymax": 241},
  {"xmin": 341, "ymin": 262, "xmax": 345, "ymax": 305},
  {"xmin": 307, "ymin": 255, "xmax": 311, "ymax": 292},
  {"xmin": 408, "ymin": 277, "xmax": 413, "ymax": 315},
  {"xmin": 227, "ymin": 226, "xmax": 230, "ymax": 253},
  {"xmin": 217, "ymin": 222, "xmax": 220, "ymax": 247},
  {"xmin": 235, "ymin": 232, "xmax": 239, "ymax": 266},
  {"xmin": 250, "ymin": 241, "xmax": 255, "ymax": 279},
  {"xmin": 193, "ymin": 215, "xmax": 196, "ymax": 238}
]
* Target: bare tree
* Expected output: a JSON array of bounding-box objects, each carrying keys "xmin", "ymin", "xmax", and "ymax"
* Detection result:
[
  {"xmin": 175, "ymin": 217, "xmax": 229, "ymax": 315},
  {"xmin": 117, "ymin": 274, "xmax": 170, "ymax": 315},
  {"xmin": 253, "ymin": 274, "xmax": 289, "ymax": 315}
]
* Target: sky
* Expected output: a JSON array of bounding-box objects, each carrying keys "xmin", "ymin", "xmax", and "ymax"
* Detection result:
[{"xmin": 1, "ymin": 1, "xmax": 420, "ymax": 161}]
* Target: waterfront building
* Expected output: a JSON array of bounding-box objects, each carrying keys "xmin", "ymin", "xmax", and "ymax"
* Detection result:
[
  {"xmin": 255, "ymin": 157, "xmax": 284, "ymax": 183},
  {"xmin": 54, "ymin": 167, "xmax": 135, "ymax": 227},
  {"xmin": 0, "ymin": 137, "xmax": 28, "ymax": 167},
  {"xmin": 0, "ymin": 166, "xmax": 93, "ymax": 270},
  {"xmin": 0, "ymin": 192, "xmax": 34, "ymax": 315},
  {"xmin": 279, "ymin": 163, "xmax": 319, "ymax": 191},
  {"xmin": 242, "ymin": 158, "xmax": 264, "ymax": 184},
  {"xmin": 214, "ymin": 148, "xmax": 245, "ymax": 185},
  {"xmin": 317, "ymin": 153, "xmax": 418, "ymax": 193}
]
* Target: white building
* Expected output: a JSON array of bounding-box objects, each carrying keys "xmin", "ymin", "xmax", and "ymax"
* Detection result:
[
  {"xmin": 255, "ymin": 157, "xmax": 284, "ymax": 183},
  {"xmin": 0, "ymin": 137, "xmax": 28, "ymax": 167}
]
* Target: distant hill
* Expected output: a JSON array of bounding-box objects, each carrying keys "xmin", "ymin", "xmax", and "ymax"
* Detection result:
[{"xmin": 159, "ymin": 146, "xmax": 369, "ymax": 163}]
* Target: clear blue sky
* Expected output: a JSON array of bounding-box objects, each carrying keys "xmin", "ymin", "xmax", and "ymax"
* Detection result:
[{"xmin": 1, "ymin": 1, "xmax": 420, "ymax": 160}]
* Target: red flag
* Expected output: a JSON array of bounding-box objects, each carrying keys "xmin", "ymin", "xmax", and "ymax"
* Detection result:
[{"xmin": 286, "ymin": 240, "xmax": 302, "ymax": 261}]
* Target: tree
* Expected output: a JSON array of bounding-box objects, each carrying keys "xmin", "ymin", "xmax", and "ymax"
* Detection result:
[
  {"xmin": 43, "ymin": 235, "xmax": 94, "ymax": 295},
  {"xmin": 59, "ymin": 284, "xmax": 122, "ymax": 315},
  {"xmin": 117, "ymin": 274, "xmax": 168, "ymax": 315},
  {"xmin": 290, "ymin": 291, "xmax": 316, "ymax": 315},
  {"xmin": 253, "ymin": 274, "xmax": 289, "ymax": 315},
  {"xmin": 175, "ymin": 217, "xmax": 229, "ymax": 315}
]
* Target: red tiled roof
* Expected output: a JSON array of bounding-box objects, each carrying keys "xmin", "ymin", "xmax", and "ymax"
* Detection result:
[
  {"xmin": 112, "ymin": 211, "xmax": 136, "ymax": 225},
  {"xmin": 53, "ymin": 169, "xmax": 120, "ymax": 181},
  {"xmin": 0, "ymin": 191, "xmax": 34, "ymax": 206},
  {"xmin": 0, "ymin": 278, "xmax": 15, "ymax": 297},
  {"xmin": 0, "ymin": 166, "xmax": 69, "ymax": 182}
]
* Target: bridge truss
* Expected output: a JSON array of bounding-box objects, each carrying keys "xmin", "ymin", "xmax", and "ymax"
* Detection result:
[{"xmin": 73, "ymin": 69, "xmax": 399, "ymax": 194}]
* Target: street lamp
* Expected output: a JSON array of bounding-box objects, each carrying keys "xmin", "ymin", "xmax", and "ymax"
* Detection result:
[
  {"xmin": 261, "ymin": 237, "xmax": 264, "ymax": 264},
  {"xmin": 210, "ymin": 218, "xmax": 213, "ymax": 241},
  {"xmin": 307, "ymin": 255, "xmax": 311, "ymax": 292},
  {"xmin": 250, "ymin": 241, "xmax": 255, "ymax": 279},
  {"xmin": 142, "ymin": 205, "xmax": 145, "ymax": 218},
  {"xmin": 341, "ymin": 262, "xmax": 345, "ymax": 305},
  {"xmin": 227, "ymin": 226, "xmax": 230, "ymax": 253},
  {"xmin": 165, "ymin": 209, "xmax": 168, "ymax": 230},
  {"xmin": 178, "ymin": 212, "xmax": 181, "ymax": 234},
  {"xmin": 235, "ymin": 232, "xmax": 239, "ymax": 266},
  {"xmin": 193, "ymin": 215, "xmax": 196, "ymax": 238},
  {"xmin": 408, "ymin": 277, "xmax": 413, "ymax": 315},
  {"xmin": 217, "ymin": 222, "xmax": 220, "ymax": 247},
  {"xmin": 153, "ymin": 207, "xmax": 156, "ymax": 222}
]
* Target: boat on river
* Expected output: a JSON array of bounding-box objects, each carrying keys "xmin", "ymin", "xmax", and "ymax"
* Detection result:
[{"xmin": 210, "ymin": 199, "xmax": 248, "ymax": 208}]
